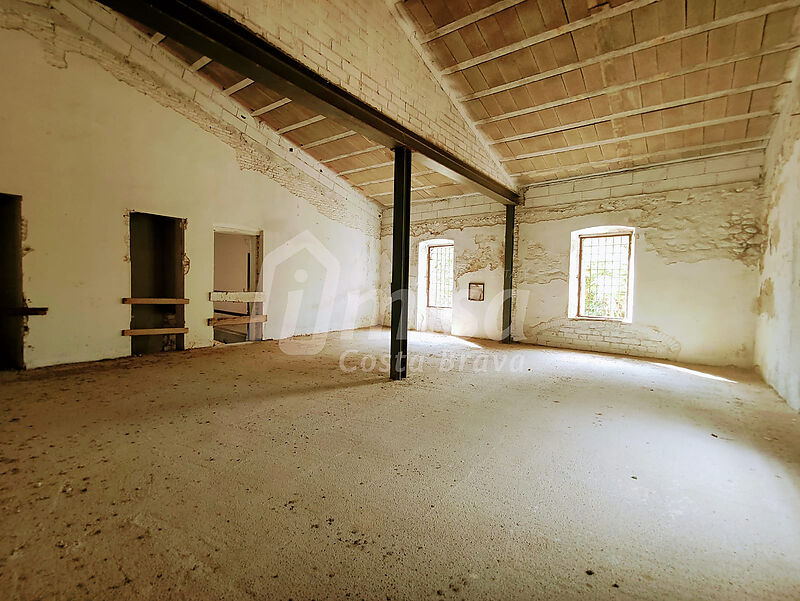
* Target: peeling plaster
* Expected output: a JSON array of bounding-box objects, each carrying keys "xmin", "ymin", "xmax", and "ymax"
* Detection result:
[
  {"xmin": 454, "ymin": 233, "xmax": 501, "ymax": 281},
  {"xmin": 0, "ymin": 4, "xmax": 379, "ymax": 238},
  {"xmin": 757, "ymin": 278, "xmax": 776, "ymax": 318},
  {"xmin": 518, "ymin": 185, "xmax": 766, "ymax": 268},
  {"xmin": 520, "ymin": 242, "xmax": 567, "ymax": 285}
]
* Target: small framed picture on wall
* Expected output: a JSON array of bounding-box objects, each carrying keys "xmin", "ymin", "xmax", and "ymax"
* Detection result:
[{"xmin": 468, "ymin": 282, "xmax": 484, "ymax": 301}]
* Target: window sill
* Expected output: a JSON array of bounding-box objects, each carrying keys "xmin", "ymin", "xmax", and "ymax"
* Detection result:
[{"xmin": 568, "ymin": 316, "xmax": 632, "ymax": 324}]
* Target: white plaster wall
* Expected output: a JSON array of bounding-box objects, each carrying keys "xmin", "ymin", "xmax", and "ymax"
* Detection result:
[
  {"xmin": 0, "ymin": 28, "xmax": 380, "ymax": 368},
  {"xmin": 755, "ymin": 76, "xmax": 800, "ymax": 410},
  {"xmin": 516, "ymin": 211, "xmax": 760, "ymax": 367},
  {"xmin": 380, "ymin": 223, "xmax": 506, "ymax": 341},
  {"xmin": 379, "ymin": 158, "xmax": 766, "ymax": 366}
]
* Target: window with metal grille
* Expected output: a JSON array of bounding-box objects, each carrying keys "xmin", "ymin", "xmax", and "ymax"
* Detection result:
[
  {"xmin": 578, "ymin": 233, "xmax": 632, "ymax": 319},
  {"xmin": 427, "ymin": 244, "xmax": 454, "ymax": 308}
]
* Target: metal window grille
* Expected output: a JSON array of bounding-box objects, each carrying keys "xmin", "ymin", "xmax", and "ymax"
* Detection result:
[
  {"xmin": 427, "ymin": 244, "xmax": 454, "ymax": 308},
  {"xmin": 578, "ymin": 233, "xmax": 631, "ymax": 319}
]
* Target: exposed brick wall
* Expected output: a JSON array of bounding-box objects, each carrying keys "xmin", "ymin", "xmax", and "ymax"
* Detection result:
[
  {"xmin": 524, "ymin": 151, "xmax": 764, "ymax": 207},
  {"xmin": 201, "ymin": 0, "xmax": 513, "ymax": 189},
  {"xmin": 526, "ymin": 318, "xmax": 681, "ymax": 361},
  {"xmin": 380, "ymin": 195, "xmax": 504, "ymax": 237}
]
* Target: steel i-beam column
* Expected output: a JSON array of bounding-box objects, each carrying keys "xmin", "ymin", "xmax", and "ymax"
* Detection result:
[
  {"xmin": 390, "ymin": 147, "xmax": 412, "ymax": 379},
  {"xmin": 502, "ymin": 204, "xmax": 515, "ymax": 344}
]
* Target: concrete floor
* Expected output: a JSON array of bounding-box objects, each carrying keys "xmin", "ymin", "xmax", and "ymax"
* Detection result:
[{"xmin": 1, "ymin": 329, "xmax": 799, "ymax": 600}]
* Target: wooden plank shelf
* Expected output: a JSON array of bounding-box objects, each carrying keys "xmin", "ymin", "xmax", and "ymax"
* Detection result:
[
  {"xmin": 122, "ymin": 327, "xmax": 188, "ymax": 336},
  {"xmin": 209, "ymin": 291, "xmax": 265, "ymax": 303},
  {"xmin": 123, "ymin": 298, "xmax": 190, "ymax": 304},
  {"xmin": 0, "ymin": 307, "xmax": 48, "ymax": 316},
  {"xmin": 208, "ymin": 314, "xmax": 267, "ymax": 327}
]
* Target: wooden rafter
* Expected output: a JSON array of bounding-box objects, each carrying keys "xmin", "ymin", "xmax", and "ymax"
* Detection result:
[
  {"xmin": 503, "ymin": 111, "xmax": 773, "ymax": 163},
  {"xmin": 459, "ymin": 0, "xmax": 800, "ymax": 101},
  {"xmin": 251, "ymin": 98, "xmax": 291, "ymax": 117},
  {"xmin": 418, "ymin": 0, "xmax": 527, "ymax": 43},
  {"xmin": 440, "ymin": 0, "xmax": 659, "ymax": 75},
  {"xmin": 223, "ymin": 77, "xmax": 254, "ymax": 96},
  {"xmin": 492, "ymin": 81, "xmax": 788, "ymax": 145},
  {"xmin": 277, "ymin": 115, "xmax": 326, "ymax": 134},
  {"xmin": 511, "ymin": 137, "xmax": 768, "ymax": 180},
  {"xmin": 474, "ymin": 43, "xmax": 799, "ymax": 125},
  {"xmin": 189, "ymin": 56, "xmax": 212, "ymax": 71},
  {"xmin": 371, "ymin": 184, "xmax": 440, "ymax": 197},
  {"xmin": 301, "ymin": 130, "xmax": 357, "ymax": 149},
  {"xmin": 321, "ymin": 146, "xmax": 385, "ymax": 164},
  {"xmin": 359, "ymin": 169, "xmax": 436, "ymax": 187}
]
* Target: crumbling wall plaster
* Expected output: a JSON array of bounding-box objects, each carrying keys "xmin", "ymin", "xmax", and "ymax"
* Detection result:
[
  {"xmin": 379, "ymin": 220, "xmax": 506, "ymax": 341},
  {"xmin": 755, "ymin": 63, "xmax": 800, "ymax": 410},
  {"xmin": 520, "ymin": 185, "xmax": 766, "ymax": 268},
  {"xmin": 0, "ymin": 4, "xmax": 380, "ymax": 368},
  {"xmin": 516, "ymin": 181, "xmax": 763, "ymax": 367},
  {"xmin": 379, "ymin": 156, "xmax": 765, "ymax": 366},
  {"xmin": 1, "ymin": 0, "xmax": 381, "ymax": 237}
]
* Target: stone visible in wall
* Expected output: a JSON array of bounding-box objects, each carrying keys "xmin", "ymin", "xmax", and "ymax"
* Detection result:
[
  {"xmin": 518, "ymin": 185, "xmax": 766, "ymax": 268},
  {"xmin": 382, "ymin": 211, "xmax": 505, "ymax": 239},
  {"xmin": 454, "ymin": 234, "xmax": 501, "ymax": 281},
  {"xmin": 520, "ymin": 242, "xmax": 567, "ymax": 285},
  {"xmin": 524, "ymin": 317, "xmax": 682, "ymax": 361},
  {"xmin": 0, "ymin": 2, "xmax": 379, "ymax": 238}
]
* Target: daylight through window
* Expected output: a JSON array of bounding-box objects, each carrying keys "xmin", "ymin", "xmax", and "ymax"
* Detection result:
[
  {"xmin": 427, "ymin": 244, "xmax": 454, "ymax": 308},
  {"xmin": 578, "ymin": 233, "xmax": 631, "ymax": 319}
]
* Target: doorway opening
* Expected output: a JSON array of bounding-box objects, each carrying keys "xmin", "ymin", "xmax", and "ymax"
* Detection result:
[
  {"xmin": 212, "ymin": 230, "xmax": 262, "ymax": 344},
  {"xmin": 128, "ymin": 212, "xmax": 186, "ymax": 355},
  {"xmin": 0, "ymin": 194, "xmax": 23, "ymax": 369},
  {"xmin": 416, "ymin": 239, "xmax": 454, "ymax": 334}
]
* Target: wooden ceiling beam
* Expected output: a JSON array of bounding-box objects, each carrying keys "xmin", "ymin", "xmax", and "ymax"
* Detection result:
[
  {"xmin": 300, "ymin": 130, "xmax": 357, "ymax": 149},
  {"xmin": 459, "ymin": 0, "xmax": 800, "ymax": 101},
  {"xmin": 188, "ymin": 56, "xmax": 212, "ymax": 71},
  {"xmin": 441, "ymin": 0, "xmax": 658, "ymax": 75},
  {"xmin": 222, "ymin": 77, "xmax": 254, "ymax": 96},
  {"xmin": 338, "ymin": 161, "xmax": 394, "ymax": 176},
  {"xmin": 320, "ymin": 145, "xmax": 384, "ymax": 164},
  {"xmin": 359, "ymin": 169, "xmax": 436, "ymax": 187},
  {"xmin": 277, "ymin": 115, "xmax": 326, "ymax": 134},
  {"xmin": 503, "ymin": 111, "xmax": 773, "ymax": 163},
  {"xmin": 417, "ymin": 0, "xmax": 527, "ymax": 43},
  {"xmin": 98, "ymin": 0, "xmax": 520, "ymax": 204},
  {"xmin": 251, "ymin": 98, "xmax": 291, "ymax": 117},
  {"xmin": 371, "ymin": 184, "xmax": 440, "ymax": 197},
  {"xmin": 475, "ymin": 43, "xmax": 799, "ymax": 125},
  {"xmin": 511, "ymin": 138, "xmax": 768, "ymax": 180},
  {"xmin": 413, "ymin": 191, "xmax": 483, "ymax": 203},
  {"xmin": 492, "ymin": 81, "xmax": 788, "ymax": 145}
]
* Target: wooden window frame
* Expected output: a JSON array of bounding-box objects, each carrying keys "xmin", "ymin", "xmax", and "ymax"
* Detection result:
[
  {"xmin": 426, "ymin": 243, "xmax": 454, "ymax": 309},
  {"xmin": 576, "ymin": 232, "xmax": 632, "ymax": 320}
]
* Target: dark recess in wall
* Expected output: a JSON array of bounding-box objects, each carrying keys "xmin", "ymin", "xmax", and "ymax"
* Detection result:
[
  {"xmin": 129, "ymin": 212, "xmax": 185, "ymax": 355},
  {"xmin": 0, "ymin": 194, "xmax": 23, "ymax": 369}
]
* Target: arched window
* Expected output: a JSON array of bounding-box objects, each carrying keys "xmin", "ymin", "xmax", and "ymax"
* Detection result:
[{"xmin": 568, "ymin": 226, "xmax": 635, "ymax": 321}]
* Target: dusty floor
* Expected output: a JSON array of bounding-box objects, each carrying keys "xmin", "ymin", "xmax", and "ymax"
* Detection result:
[{"xmin": 1, "ymin": 329, "xmax": 799, "ymax": 600}]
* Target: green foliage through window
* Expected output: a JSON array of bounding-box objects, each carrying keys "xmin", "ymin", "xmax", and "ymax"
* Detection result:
[{"xmin": 579, "ymin": 234, "xmax": 631, "ymax": 319}]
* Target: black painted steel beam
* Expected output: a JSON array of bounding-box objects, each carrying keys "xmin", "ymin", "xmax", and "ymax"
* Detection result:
[
  {"xmin": 502, "ymin": 204, "xmax": 515, "ymax": 344},
  {"xmin": 390, "ymin": 147, "xmax": 412, "ymax": 380},
  {"xmin": 97, "ymin": 0, "xmax": 520, "ymax": 206}
]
